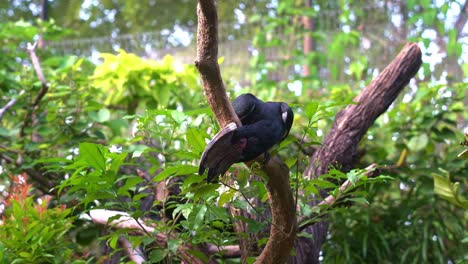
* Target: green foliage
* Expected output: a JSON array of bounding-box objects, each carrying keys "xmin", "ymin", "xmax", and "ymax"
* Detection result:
[
  {"xmin": 433, "ymin": 169, "xmax": 467, "ymax": 209},
  {"xmin": 0, "ymin": 181, "xmax": 75, "ymax": 263},
  {"xmin": 247, "ymin": 1, "xmax": 467, "ymax": 262},
  {"xmin": 92, "ymin": 51, "xmax": 200, "ymax": 113},
  {"xmin": 1, "ymin": 1, "xmax": 467, "ymax": 263},
  {"xmin": 298, "ymin": 168, "xmax": 394, "ymax": 230}
]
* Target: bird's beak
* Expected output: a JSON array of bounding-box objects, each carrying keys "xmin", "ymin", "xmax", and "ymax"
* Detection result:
[{"xmin": 282, "ymin": 111, "xmax": 288, "ymax": 124}]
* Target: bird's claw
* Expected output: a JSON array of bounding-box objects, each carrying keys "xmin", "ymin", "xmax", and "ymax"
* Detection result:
[{"xmin": 262, "ymin": 152, "xmax": 271, "ymax": 165}]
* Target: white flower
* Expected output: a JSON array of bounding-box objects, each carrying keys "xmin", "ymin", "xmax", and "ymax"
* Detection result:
[
  {"xmin": 109, "ymin": 145, "xmax": 122, "ymax": 154},
  {"xmin": 65, "ymin": 116, "xmax": 74, "ymax": 124}
]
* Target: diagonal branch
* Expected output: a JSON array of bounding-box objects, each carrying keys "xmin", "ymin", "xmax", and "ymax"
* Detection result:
[
  {"xmin": 194, "ymin": 1, "xmax": 297, "ymax": 263},
  {"xmin": 297, "ymin": 164, "xmax": 378, "ymax": 232},
  {"xmin": 0, "ymin": 90, "xmax": 25, "ymax": 121},
  {"xmin": 306, "ymin": 43, "xmax": 422, "ymax": 179},
  {"xmin": 20, "ymin": 42, "xmax": 50, "ymax": 139},
  {"xmin": 295, "ymin": 43, "xmax": 422, "ymax": 264},
  {"xmin": 455, "ymin": 0, "xmax": 468, "ymax": 40}
]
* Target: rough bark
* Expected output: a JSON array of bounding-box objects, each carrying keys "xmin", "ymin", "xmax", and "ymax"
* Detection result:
[
  {"xmin": 293, "ymin": 43, "xmax": 422, "ymax": 263},
  {"xmin": 195, "ymin": 1, "xmax": 297, "ymax": 263},
  {"xmin": 195, "ymin": 0, "xmax": 240, "ymax": 128}
]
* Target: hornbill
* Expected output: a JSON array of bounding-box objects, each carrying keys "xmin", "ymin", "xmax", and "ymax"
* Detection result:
[{"xmin": 199, "ymin": 93, "xmax": 294, "ymax": 182}]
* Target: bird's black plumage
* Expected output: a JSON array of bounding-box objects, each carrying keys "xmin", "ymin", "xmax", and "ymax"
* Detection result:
[{"xmin": 199, "ymin": 93, "xmax": 294, "ymax": 182}]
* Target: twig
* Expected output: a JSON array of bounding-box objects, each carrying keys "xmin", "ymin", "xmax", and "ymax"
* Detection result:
[
  {"xmin": 0, "ymin": 90, "xmax": 25, "ymax": 121},
  {"xmin": 206, "ymin": 244, "xmax": 240, "ymax": 258},
  {"xmin": 27, "ymin": 42, "xmax": 49, "ymax": 105},
  {"xmin": 19, "ymin": 42, "xmax": 50, "ymax": 139},
  {"xmin": 0, "ymin": 152, "xmax": 15, "ymax": 163},
  {"xmin": 220, "ymin": 181, "xmax": 283, "ymax": 233},
  {"xmin": 297, "ymin": 164, "xmax": 378, "ymax": 231}
]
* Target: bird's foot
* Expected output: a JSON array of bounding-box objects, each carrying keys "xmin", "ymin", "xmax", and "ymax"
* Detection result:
[{"xmin": 262, "ymin": 152, "xmax": 271, "ymax": 165}]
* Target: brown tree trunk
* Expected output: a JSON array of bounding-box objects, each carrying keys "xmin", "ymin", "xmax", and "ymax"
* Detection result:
[{"xmin": 38, "ymin": 0, "xmax": 49, "ymax": 49}]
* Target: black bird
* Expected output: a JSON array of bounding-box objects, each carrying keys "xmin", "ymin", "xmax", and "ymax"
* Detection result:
[{"xmin": 199, "ymin": 93, "xmax": 293, "ymax": 182}]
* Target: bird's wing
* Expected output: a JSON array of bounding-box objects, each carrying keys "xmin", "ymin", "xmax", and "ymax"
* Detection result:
[{"xmin": 199, "ymin": 123, "xmax": 246, "ymax": 182}]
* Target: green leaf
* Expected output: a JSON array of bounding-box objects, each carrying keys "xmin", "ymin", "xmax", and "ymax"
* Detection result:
[
  {"xmin": 149, "ymin": 248, "xmax": 168, "ymax": 262},
  {"xmin": 187, "ymin": 204, "xmax": 207, "ymax": 230},
  {"xmin": 109, "ymin": 152, "xmax": 128, "ymax": 174},
  {"xmin": 79, "ymin": 142, "xmax": 105, "ymax": 171},
  {"xmin": 169, "ymin": 110, "xmax": 186, "ymax": 124},
  {"xmin": 432, "ymin": 172, "xmax": 468, "ymax": 209},
  {"xmin": 130, "ymin": 144, "xmax": 149, "ymax": 158},
  {"xmin": 407, "ymin": 134, "xmax": 429, "ymax": 152},
  {"xmin": 218, "ymin": 189, "xmax": 237, "ymax": 207},
  {"xmin": 346, "ymin": 169, "xmax": 364, "ymax": 185},
  {"xmin": 308, "ymin": 179, "xmax": 337, "ymax": 189},
  {"xmin": 155, "ymin": 86, "xmax": 171, "ymax": 107},
  {"xmin": 154, "ymin": 164, "xmax": 198, "ymax": 182},
  {"xmin": 344, "ymin": 197, "xmax": 368, "ymax": 204},
  {"xmin": 186, "ymin": 128, "xmax": 206, "ymax": 154},
  {"xmin": 188, "ymin": 249, "xmax": 208, "ymax": 263},
  {"xmin": 108, "ymin": 234, "xmax": 119, "ymax": 249},
  {"xmin": 285, "ymin": 157, "xmax": 297, "ymax": 168},
  {"xmin": 89, "ymin": 108, "xmax": 111, "ymax": 123},
  {"xmin": 168, "ymin": 238, "xmax": 181, "ymax": 254},
  {"xmin": 305, "ymin": 101, "xmax": 319, "ymax": 119},
  {"xmin": 193, "ymin": 184, "xmax": 219, "ymax": 201},
  {"xmin": 18, "ymin": 252, "xmax": 31, "ymax": 258}
]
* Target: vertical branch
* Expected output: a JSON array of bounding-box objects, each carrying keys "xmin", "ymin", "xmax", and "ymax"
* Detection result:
[
  {"xmin": 195, "ymin": 1, "xmax": 297, "ymax": 263},
  {"xmin": 194, "ymin": 0, "xmax": 240, "ymax": 128},
  {"xmin": 38, "ymin": 0, "xmax": 49, "ymax": 49},
  {"xmin": 302, "ymin": 0, "xmax": 315, "ymax": 77}
]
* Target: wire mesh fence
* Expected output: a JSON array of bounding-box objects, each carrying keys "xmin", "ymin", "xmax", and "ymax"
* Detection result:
[{"xmin": 45, "ymin": 5, "xmax": 423, "ymax": 83}]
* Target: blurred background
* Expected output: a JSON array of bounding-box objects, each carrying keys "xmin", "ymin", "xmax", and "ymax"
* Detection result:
[{"xmin": 0, "ymin": 1, "xmax": 467, "ymax": 263}]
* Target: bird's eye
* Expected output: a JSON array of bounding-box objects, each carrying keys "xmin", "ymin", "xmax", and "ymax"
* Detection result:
[{"xmin": 248, "ymin": 105, "xmax": 256, "ymax": 114}]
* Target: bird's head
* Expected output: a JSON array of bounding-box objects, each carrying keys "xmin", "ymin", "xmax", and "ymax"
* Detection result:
[{"xmin": 280, "ymin": 103, "xmax": 294, "ymax": 140}]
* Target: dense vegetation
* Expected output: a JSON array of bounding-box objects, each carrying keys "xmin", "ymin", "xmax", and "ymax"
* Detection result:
[{"xmin": 0, "ymin": 1, "xmax": 466, "ymax": 263}]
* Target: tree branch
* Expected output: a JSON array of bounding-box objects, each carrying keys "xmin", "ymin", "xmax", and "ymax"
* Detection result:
[
  {"xmin": 0, "ymin": 90, "xmax": 25, "ymax": 121},
  {"xmin": 20, "ymin": 42, "xmax": 49, "ymax": 139},
  {"xmin": 295, "ymin": 43, "xmax": 422, "ymax": 263},
  {"xmin": 89, "ymin": 209, "xmax": 239, "ymax": 262},
  {"xmin": 194, "ymin": 0, "xmax": 240, "ymax": 128},
  {"xmin": 297, "ymin": 164, "xmax": 378, "ymax": 231},
  {"xmin": 89, "ymin": 209, "xmax": 209, "ymax": 264},
  {"xmin": 120, "ymin": 238, "xmax": 146, "ymax": 264},
  {"xmin": 455, "ymin": 0, "xmax": 468, "ymax": 40},
  {"xmin": 195, "ymin": 1, "xmax": 297, "ymax": 263},
  {"xmin": 306, "ymin": 43, "xmax": 422, "ymax": 179}
]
